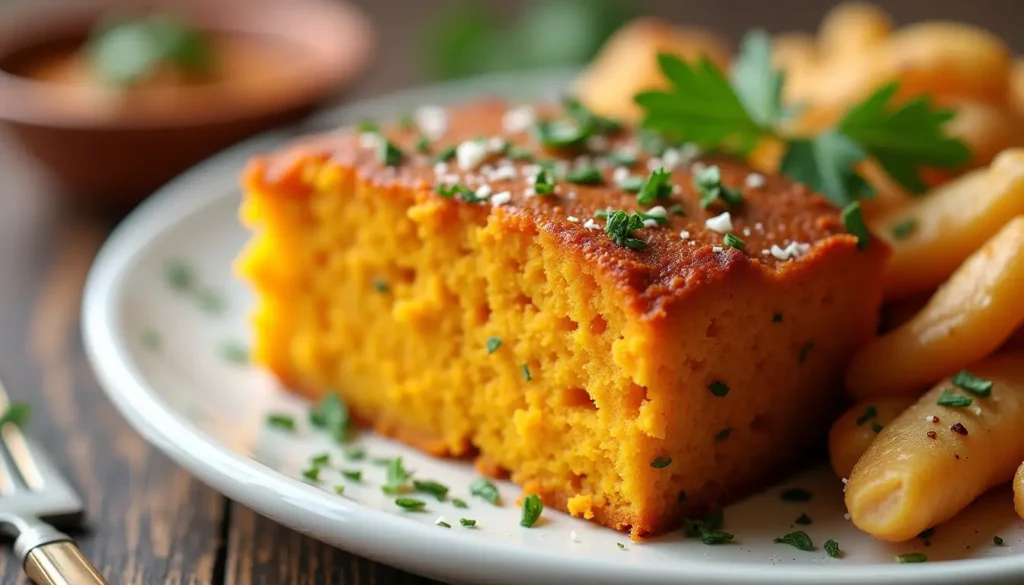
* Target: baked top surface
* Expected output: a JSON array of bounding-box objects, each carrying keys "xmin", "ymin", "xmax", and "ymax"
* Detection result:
[{"xmin": 250, "ymin": 98, "xmax": 877, "ymax": 316}]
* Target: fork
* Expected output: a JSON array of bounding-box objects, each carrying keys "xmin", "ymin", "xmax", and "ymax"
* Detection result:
[{"xmin": 0, "ymin": 379, "xmax": 108, "ymax": 584}]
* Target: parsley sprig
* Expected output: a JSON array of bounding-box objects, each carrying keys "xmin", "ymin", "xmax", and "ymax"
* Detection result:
[{"xmin": 635, "ymin": 29, "xmax": 969, "ymax": 211}]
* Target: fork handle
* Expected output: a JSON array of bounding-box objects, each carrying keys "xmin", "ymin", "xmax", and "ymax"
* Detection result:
[{"xmin": 24, "ymin": 541, "xmax": 109, "ymax": 585}]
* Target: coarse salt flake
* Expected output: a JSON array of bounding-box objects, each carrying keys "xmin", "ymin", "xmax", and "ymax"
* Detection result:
[
  {"xmin": 647, "ymin": 157, "xmax": 663, "ymax": 171},
  {"xmin": 490, "ymin": 164, "xmax": 517, "ymax": 181},
  {"xmin": 433, "ymin": 162, "xmax": 449, "ymax": 176},
  {"xmin": 583, "ymin": 218, "xmax": 601, "ymax": 230},
  {"xmin": 642, "ymin": 219, "xmax": 659, "ymax": 228},
  {"xmin": 570, "ymin": 530, "xmax": 580, "ymax": 543},
  {"xmin": 475, "ymin": 184, "xmax": 492, "ymax": 198},
  {"xmin": 705, "ymin": 212, "xmax": 733, "ymax": 234},
  {"xmin": 662, "ymin": 148, "xmax": 682, "ymax": 170},
  {"xmin": 745, "ymin": 172, "xmax": 766, "ymax": 189},
  {"xmin": 679, "ymin": 230, "xmax": 691, "ymax": 240},
  {"xmin": 712, "ymin": 246, "xmax": 724, "ymax": 253},
  {"xmin": 567, "ymin": 216, "xmax": 580, "ymax": 223},
  {"xmin": 502, "ymin": 105, "xmax": 535, "ymax": 134},
  {"xmin": 491, "ymin": 191, "xmax": 512, "ymax": 206},
  {"xmin": 743, "ymin": 227, "xmax": 752, "ymax": 237},
  {"xmin": 613, "ymin": 167, "xmax": 631, "ymax": 183},
  {"xmin": 415, "ymin": 105, "xmax": 448, "ymax": 139},
  {"xmin": 456, "ymin": 140, "xmax": 488, "ymax": 171},
  {"xmin": 646, "ymin": 205, "xmax": 667, "ymax": 218},
  {"xmin": 435, "ymin": 516, "xmax": 447, "ymax": 526},
  {"xmin": 359, "ymin": 132, "xmax": 379, "ymax": 149}
]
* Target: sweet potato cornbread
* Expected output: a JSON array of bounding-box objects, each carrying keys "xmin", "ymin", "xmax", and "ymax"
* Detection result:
[{"xmin": 237, "ymin": 99, "xmax": 888, "ymax": 537}]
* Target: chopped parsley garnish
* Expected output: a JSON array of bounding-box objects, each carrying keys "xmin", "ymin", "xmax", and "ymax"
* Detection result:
[
  {"xmin": 521, "ymin": 364, "xmax": 532, "ymax": 382},
  {"xmin": 397, "ymin": 113, "xmax": 415, "ymax": 130},
  {"xmin": 357, "ymin": 119, "xmax": 379, "ymax": 133},
  {"xmin": 301, "ymin": 466, "xmax": 321, "ymax": 483},
  {"xmin": 383, "ymin": 457, "xmax": 413, "ymax": 494},
  {"xmin": 918, "ymin": 527, "xmax": 936, "ymax": 540},
  {"xmin": 436, "ymin": 520, "xmax": 451, "ymax": 528},
  {"xmin": 87, "ymin": 15, "xmax": 213, "ymax": 86},
  {"xmin": 650, "ymin": 456, "xmax": 672, "ymax": 469},
  {"xmin": 415, "ymin": 135, "xmax": 431, "ymax": 154},
  {"xmin": 508, "ymin": 146, "xmax": 534, "ymax": 161},
  {"xmin": 566, "ymin": 167, "xmax": 603, "ymax": 185},
  {"xmin": 165, "ymin": 259, "xmax": 194, "ymax": 292},
  {"xmin": 995, "ymin": 536, "xmax": 1004, "ymax": 546},
  {"xmin": 520, "ymin": 494, "xmax": 544, "ymax": 527},
  {"xmin": 841, "ymin": 202, "xmax": 870, "ymax": 250},
  {"xmin": 708, "ymin": 381, "xmax": 730, "ymax": 397},
  {"xmin": 334, "ymin": 485, "xmax": 345, "ymax": 495},
  {"xmin": 714, "ymin": 428, "xmax": 732, "ymax": 442},
  {"xmin": 218, "ymin": 340, "xmax": 249, "ymax": 365},
  {"xmin": 469, "ymin": 478, "xmax": 500, "ymax": 505},
  {"xmin": 394, "ymin": 498, "xmax": 427, "ymax": 511},
  {"xmin": 341, "ymin": 470, "xmax": 362, "ymax": 482},
  {"xmin": 694, "ymin": 165, "xmax": 742, "ymax": 208},
  {"xmin": 0, "ymin": 403, "xmax": 31, "ymax": 427},
  {"xmin": 795, "ymin": 513, "xmax": 812, "ymax": 525},
  {"xmin": 856, "ymin": 405, "xmax": 878, "ymax": 426},
  {"xmin": 266, "ymin": 414, "xmax": 296, "ymax": 432},
  {"xmin": 891, "ymin": 217, "xmax": 918, "ymax": 240},
  {"xmin": 435, "ymin": 183, "xmax": 486, "ymax": 204},
  {"xmin": 610, "ymin": 149, "xmax": 638, "ymax": 166},
  {"xmin": 635, "ymin": 32, "xmax": 968, "ymax": 205},
  {"xmin": 196, "ymin": 288, "xmax": 224, "ymax": 314},
  {"xmin": 486, "ymin": 337, "xmax": 502, "ymax": 354},
  {"xmin": 670, "ymin": 203, "xmax": 685, "ymax": 216},
  {"xmin": 683, "ymin": 509, "xmax": 729, "ymax": 545},
  {"xmin": 773, "ymin": 313, "xmax": 783, "ymax": 323},
  {"xmin": 636, "ymin": 168, "xmax": 673, "ymax": 205},
  {"xmin": 700, "ymin": 529, "xmax": 735, "ymax": 545},
  {"xmin": 413, "ymin": 479, "xmax": 450, "ymax": 501},
  {"xmin": 952, "ymin": 370, "xmax": 993, "ymax": 397},
  {"xmin": 563, "ymin": 97, "xmax": 623, "ymax": 135},
  {"xmin": 534, "ymin": 120, "xmax": 590, "ymax": 149},
  {"xmin": 310, "ymin": 453, "xmax": 330, "ymax": 466},
  {"xmin": 377, "ymin": 139, "xmax": 404, "ymax": 167},
  {"xmin": 435, "ymin": 146, "xmax": 456, "ymax": 162},
  {"xmin": 774, "ymin": 531, "xmax": 814, "ymax": 551},
  {"xmin": 345, "ymin": 446, "xmax": 366, "ymax": 461},
  {"xmin": 452, "ymin": 498, "xmax": 469, "ymax": 509},
  {"xmin": 937, "ymin": 390, "xmax": 973, "ymax": 408},
  {"xmin": 460, "ymin": 518, "xmax": 477, "ymax": 527},
  {"xmin": 895, "ymin": 553, "xmax": 927, "ymax": 563},
  {"xmin": 798, "ymin": 342, "xmax": 814, "ymax": 364},
  {"xmin": 781, "ymin": 488, "xmax": 812, "ymax": 502},
  {"xmin": 373, "ymin": 278, "xmax": 389, "ymax": 294},
  {"xmin": 617, "ymin": 176, "xmax": 644, "ymax": 193},
  {"xmin": 604, "ymin": 210, "xmax": 647, "ymax": 249},
  {"xmin": 723, "ymin": 233, "xmax": 746, "ymax": 250},
  {"xmin": 140, "ymin": 329, "xmax": 161, "ymax": 350},
  {"xmin": 616, "ymin": 542, "xmax": 626, "ymax": 550},
  {"xmin": 309, "ymin": 394, "xmax": 351, "ymax": 443},
  {"xmin": 871, "ymin": 422, "xmax": 884, "ymax": 434},
  {"xmin": 533, "ymin": 169, "xmax": 557, "ymax": 195},
  {"xmin": 824, "ymin": 539, "xmax": 841, "ymax": 558}
]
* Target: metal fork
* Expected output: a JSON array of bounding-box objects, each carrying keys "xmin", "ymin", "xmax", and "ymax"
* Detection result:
[{"xmin": 0, "ymin": 379, "xmax": 108, "ymax": 585}]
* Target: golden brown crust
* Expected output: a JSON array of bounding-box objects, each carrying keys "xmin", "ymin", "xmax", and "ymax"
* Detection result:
[{"xmin": 245, "ymin": 99, "xmax": 876, "ymax": 319}]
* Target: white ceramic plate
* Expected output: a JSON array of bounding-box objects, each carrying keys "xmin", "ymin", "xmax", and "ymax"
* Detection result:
[{"xmin": 83, "ymin": 70, "xmax": 1024, "ymax": 585}]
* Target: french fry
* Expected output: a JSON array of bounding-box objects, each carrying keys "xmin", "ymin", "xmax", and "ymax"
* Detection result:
[
  {"xmin": 873, "ymin": 148, "xmax": 1024, "ymax": 300},
  {"xmin": 846, "ymin": 352, "xmax": 1024, "ymax": 542},
  {"xmin": 847, "ymin": 216, "xmax": 1024, "ymax": 399},
  {"xmin": 828, "ymin": 397, "xmax": 916, "ymax": 479}
]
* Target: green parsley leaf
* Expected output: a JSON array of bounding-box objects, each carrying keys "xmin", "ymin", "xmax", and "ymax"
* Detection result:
[
  {"xmin": 918, "ymin": 528, "xmax": 936, "ymax": 540},
  {"xmin": 0, "ymin": 403, "xmax": 31, "ymax": 427},
  {"xmin": 616, "ymin": 542, "xmax": 626, "ymax": 550},
  {"xmin": 724, "ymin": 233, "xmax": 746, "ymax": 250},
  {"xmin": 310, "ymin": 453, "xmax": 330, "ymax": 466},
  {"xmin": 534, "ymin": 120, "xmax": 590, "ymax": 149},
  {"xmin": 563, "ymin": 96, "xmax": 622, "ymax": 135},
  {"xmin": 952, "ymin": 370, "xmax": 993, "ymax": 397},
  {"xmin": 995, "ymin": 536, "xmax": 1005, "ymax": 546},
  {"xmin": 435, "ymin": 146, "xmax": 457, "ymax": 162},
  {"xmin": 334, "ymin": 485, "xmax": 345, "ymax": 495},
  {"xmin": 508, "ymin": 146, "xmax": 534, "ymax": 161},
  {"xmin": 937, "ymin": 389, "xmax": 973, "ymax": 407},
  {"xmin": 534, "ymin": 168, "xmax": 557, "ymax": 195},
  {"xmin": 377, "ymin": 139, "xmax": 404, "ymax": 167},
  {"xmin": 774, "ymin": 530, "xmax": 814, "ymax": 551},
  {"xmin": 266, "ymin": 414, "xmax": 296, "ymax": 432},
  {"xmin": 856, "ymin": 405, "xmax": 878, "ymax": 426},
  {"xmin": 357, "ymin": 119, "xmax": 379, "ymax": 133},
  {"xmin": 309, "ymin": 394, "xmax": 351, "ymax": 443},
  {"xmin": 341, "ymin": 470, "xmax": 362, "ymax": 482},
  {"xmin": 708, "ymin": 381, "xmax": 730, "ymax": 397},
  {"xmin": 669, "ymin": 203, "xmax": 685, "ymax": 216},
  {"xmin": 452, "ymin": 498, "xmax": 469, "ymax": 509},
  {"xmin": 436, "ymin": 520, "xmax": 451, "ymax": 528},
  {"xmin": 701, "ymin": 529, "xmax": 735, "ymax": 545},
  {"xmin": 373, "ymin": 278, "xmax": 389, "ymax": 294},
  {"xmin": 345, "ymin": 446, "xmax": 366, "ymax": 461},
  {"xmin": 383, "ymin": 457, "xmax": 413, "ymax": 494},
  {"xmin": 782, "ymin": 132, "xmax": 873, "ymax": 207},
  {"xmin": 165, "ymin": 259, "xmax": 195, "ymax": 292},
  {"xmin": 637, "ymin": 168, "xmax": 673, "ymax": 205},
  {"xmin": 871, "ymin": 422, "xmax": 884, "ymax": 434},
  {"xmin": 521, "ymin": 364, "xmax": 532, "ymax": 382},
  {"xmin": 460, "ymin": 517, "xmax": 477, "ymax": 527},
  {"xmin": 413, "ymin": 479, "xmax": 450, "ymax": 501},
  {"xmin": 781, "ymin": 488, "xmax": 812, "ymax": 502},
  {"xmin": 841, "ymin": 201, "xmax": 871, "ymax": 250},
  {"xmin": 218, "ymin": 340, "xmax": 249, "ymax": 365},
  {"xmin": 651, "ymin": 456, "xmax": 672, "ymax": 469},
  {"xmin": 635, "ymin": 54, "xmax": 764, "ymax": 155},
  {"xmin": 301, "ymin": 466, "xmax": 321, "ymax": 483},
  {"xmin": 730, "ymin": 29, "xmax": 785, "ymax": 128},
  {"xmin": 683, "ymin": 509, "xmax": 726, "ymax": 543},
  {"xmin": 891, "ymin": 217, "xmax": 918, "ymax": 240},
  {"xmin": 566, "ymin": 167, "xmax": 603, "ymax": 185},
  {"xmin": 895, "ymin": 552, "xmax": 927, "ymax": 563},
  {"xmin": 486, "ymin": 337, "xmax": 502, "ymax": 354},
  {"xmin": 394, "ymin": 498, "xmax": 427, "ymax": 511},
  {"xmin": 87, "ymin": 15, "xmax": 213, "ymax": 86},
  {"xmin": 195, "ymin": 288, "xmax": 224, "ymax": 315},
  {"xmin": 604, "ymin": 210, "xmax": 647, "ymax": 249},
  {"xmin": 773, "ymin": 313, "xmax": 783, "ymax": 323},
  {"xmin": 470, "ymin": 478, "xmax": 501, "ymax": 504},
  {"xmin": 415, "ymin": 135, "xmax": 431, "ymax": 154},
  {"xmin": 795, "ymin": 513, "xmax": 812, "ymax": 525},
  {"xmin": 520, "ymin": 494, "xmax": 544, "ymax": 527},
  {"xmin": 824, "ymin": 539, "xmax": 841, "ymax": 558},
  {"xmin": 714, "ymin": 428, "xmax": 732, "ymax": 442},
  {"xmin": 838, "ymin": 82, "xmax": 970, "ymax": 194},
  {"xmin": 694, "ymin": 165, "xmax": 743, "ymax": 208}
]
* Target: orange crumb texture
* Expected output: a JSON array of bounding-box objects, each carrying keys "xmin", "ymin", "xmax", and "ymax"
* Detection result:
[{"xmin": 236, "ymin": 99, "xmax": 889, "ymax": 538}]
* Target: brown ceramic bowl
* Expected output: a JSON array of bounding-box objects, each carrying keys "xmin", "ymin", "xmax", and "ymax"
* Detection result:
[{"xmin": 0, "ymin": 0, "xmax": 374, "ymax": 207}]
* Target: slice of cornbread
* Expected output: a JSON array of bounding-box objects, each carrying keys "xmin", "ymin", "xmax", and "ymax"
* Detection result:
[{"xmin": 237, "ymin": 99, "xmax": 888, "ymax": 537}]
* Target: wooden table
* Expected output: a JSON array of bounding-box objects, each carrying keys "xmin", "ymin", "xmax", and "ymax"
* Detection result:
[{"xmin": 0, "ymin": 0, "xmax": 1019, "ymax": 583}]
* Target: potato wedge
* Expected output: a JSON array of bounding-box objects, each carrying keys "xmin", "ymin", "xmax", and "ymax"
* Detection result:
[
  {"xmin": 1015, "ymin": 461, "xmax": 1024, "ymax": 521},
  {"xmin": 873, "ymin": 148, "xmax": 1024, "ymax": 300},
  {"xmin": 828, "ymin": 397, "xmax": 916, "ymax": 479},
  {"xmin": 573, "ymin": 17, "xmax": 731, "ymax": 122},
  {"xmin": 847, "ymin": 216, "xmax": 1024, "ymax": 399},
  {"xmin": 818, "ymin": 2, "xmax": 893, "ymax": 61},
  {"xmin": 944, "ymin": 100, "xmax": 1024, "ymax": 171},
  {"xmin": 847, "ymin": 352, "xmax": 1024, "ymax": 541}
]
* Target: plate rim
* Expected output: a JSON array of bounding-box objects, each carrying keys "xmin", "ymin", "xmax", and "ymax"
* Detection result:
[{"xmin": 81, "ymin": 69, "xmax": 1024, "ymax": 585}]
